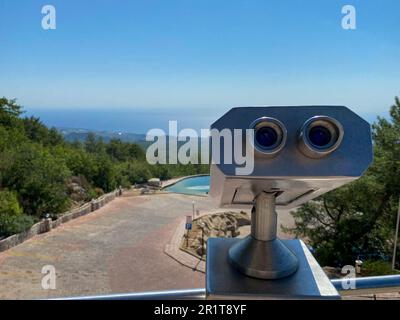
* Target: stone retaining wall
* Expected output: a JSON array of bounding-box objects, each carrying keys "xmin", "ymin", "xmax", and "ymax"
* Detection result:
[{"xmin": 0, "ymin": 188, "xmax": 123, "ymax": 253}]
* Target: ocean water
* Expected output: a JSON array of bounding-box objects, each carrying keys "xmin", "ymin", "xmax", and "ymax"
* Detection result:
[
  {"xmin": 25, "ymin": 107, "xmax": 219, "ymax": 134},
  {"xmin": 25, "ymin": 107, "xmax": 382, "ymax": 136}
]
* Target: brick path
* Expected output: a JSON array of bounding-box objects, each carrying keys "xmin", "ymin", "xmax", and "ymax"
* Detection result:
[{"xmin": 0, "ymin": 193, "xmax": 214, "ymax": 299}]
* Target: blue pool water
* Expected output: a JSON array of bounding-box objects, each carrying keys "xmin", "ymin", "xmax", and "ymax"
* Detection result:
[{"xmin": 164, "ymin": 175, "xmax": 210, "ymax": 196}]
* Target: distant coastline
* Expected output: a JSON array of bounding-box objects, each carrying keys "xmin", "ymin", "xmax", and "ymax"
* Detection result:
[
  {"xmin": 25, "ymin": 107, "xmax": 387, "ymax": 136},
  {"xmin": 24, "ymin": 107, "xmax": 216, "ymax": 134},
  {"xmin": 58, "ymin": 127, "xmax": 146, "ymax": 143}
]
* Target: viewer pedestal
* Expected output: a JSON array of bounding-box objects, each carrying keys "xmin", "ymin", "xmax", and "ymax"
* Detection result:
[{"xmin": 206, "ymin": 238, "xmax": 340, "ymax": 300}]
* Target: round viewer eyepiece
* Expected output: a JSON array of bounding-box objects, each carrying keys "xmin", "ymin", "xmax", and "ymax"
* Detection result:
[
  {"xmin": 308, "ymin": 126, "xmax": 332, "ymax": 148},
  {"xmin": 250, "ymin": 117, "xmax": 287, "ymax": 155},
  {"xmin": 255, "ymin": 126, "xmax": 279, "ymax": 148},
  {"xmin": 298, "ymin": 116, "xmax": 344, "ymax": 158}
]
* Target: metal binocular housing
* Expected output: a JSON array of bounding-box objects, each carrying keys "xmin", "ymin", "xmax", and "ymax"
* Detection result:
[
  {"xmin": 210, "ymin": 105, "xmax": 373, "ymax": 210},
  {"xmin": 206, "ymin": 106, "xmax": 373, "ymax": 289}
]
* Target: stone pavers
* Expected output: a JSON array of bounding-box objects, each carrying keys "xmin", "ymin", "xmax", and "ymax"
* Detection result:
[{"xmin": 0, "ymin": 193, "xmax": 214, "ymax": 299}]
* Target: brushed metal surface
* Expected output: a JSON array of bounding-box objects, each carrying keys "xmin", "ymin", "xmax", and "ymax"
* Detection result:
[
  {"xmin": 228, "ymin": 236, "xmax": 299, "ymax": 279},
  {"xmin": 251, "ymin": 192, "xmax": 277, "ymax": 241},
  {"xmin": 209, "ymin": 106, "xmax": 373, "ymax": 209},
  {"xmin": 206, "ymin": 238, "xmax": 340, "ymax": 300},
  {"xmin": 228, "ymin": 192, "xmax": 299, "ymax": 279}
]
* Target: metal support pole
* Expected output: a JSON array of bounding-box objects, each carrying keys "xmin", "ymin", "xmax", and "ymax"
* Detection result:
[
  {"xmin": 251, "ymin": 192, "xmax": 277, "ymax": 241},
  {"xmin": 392, "ymin": 196, "xmax": 400, "ymax": 270},
  {"xmin": 228, "ymin": 191, "xmax": 299, "ymax": 279}
]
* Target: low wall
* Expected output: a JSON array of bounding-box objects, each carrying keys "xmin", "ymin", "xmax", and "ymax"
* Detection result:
[{"xmin": 0, "ymin": 188, "xmax": 123, "ymax": 253}]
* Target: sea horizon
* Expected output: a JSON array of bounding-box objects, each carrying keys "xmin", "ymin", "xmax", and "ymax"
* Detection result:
[{"xmin": 24, "ymin": 106, "xmax": 389, "ymax": 135}]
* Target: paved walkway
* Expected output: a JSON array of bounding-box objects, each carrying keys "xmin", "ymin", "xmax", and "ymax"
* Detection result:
[
  {"xmin": 0, "ymin": 192, "xmax": 296, "ymax": 300},
  {"xmin": 0, "ymin": 194, "xmax": 215, "ymax": 299}
]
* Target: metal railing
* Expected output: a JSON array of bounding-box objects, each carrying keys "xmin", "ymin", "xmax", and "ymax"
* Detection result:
[
  {"xmin": 60, "ymin": 288, "xmax": 206, "ymax": 300},
  {"xmin": 331, "ymin": 274, "xmax": 400, "ymax": 296},
  {"xmin": 57, "ymin": 275, "xmax": 400, "ymax": 300}
]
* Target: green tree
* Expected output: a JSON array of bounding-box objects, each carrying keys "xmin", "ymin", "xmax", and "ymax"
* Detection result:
[
  {"xmin": 84, "ymin": 132, "xmax": 105, "ymax": 154},
  {"xmin": 3, "ymin": 143, "xmax": 71, "ymax": 217},
  {"xmin": 118, "ymin": 161, "xmax": 152, "ymax": 185},
  {"xmin": 0, "ymin": 190, "xmax": 35, "ymax": 237},
  {"xmin": 106, "ymin": 139, "xmax": 145, "ymax": 162},
  {"xmin": 22, "ymin": 116, "xmax": 64, "ymax": 146},
  {"xmin": 0, "ymin": 97, "xmax": 23, "ymax": 126},
  {"xmin": 92, "ymin": 153, "xmax": 117, "ymax": 192}
]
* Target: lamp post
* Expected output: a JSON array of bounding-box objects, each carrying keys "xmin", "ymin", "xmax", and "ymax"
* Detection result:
[{"xmin": 392, "ymin": 196, "xmax": 400, "ymax": 270}]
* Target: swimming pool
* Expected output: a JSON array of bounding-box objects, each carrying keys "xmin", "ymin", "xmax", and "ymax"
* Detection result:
[{"xmin": 163, "ymin": 175, "xmax": 210, "ymax": 196}]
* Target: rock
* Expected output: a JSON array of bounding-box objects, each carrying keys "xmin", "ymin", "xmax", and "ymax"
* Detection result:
[
  {"xmin": 226, "ymin": 223, "xmax": 237, "ymax": 235},
  {"xmin": 147, "ymin": 178, "xmax": 161, "ymax": 188},
  {"xmin": 217, "ymin": 230, "xmax": 225, "ymax": 237},
  {"xmin": 209, "ymin": 230, "xmax": 220, "ymax": 238},
  {"xmin": 191, "ymin": 238, "xmax": 201, "ymax": 248},
  {"xmin": 181, "ymin": 211, "xmax": 251, "ymax": 259},
  {"xmin": 196, "ymin": 245, "xmax": 205, "ymax": 256},
  {"xmin": 218, "ymin": 221, "xmax": 227, "ymax": 231},
  {"xmin": 235, "ymin": 215, "xmax": 250, "ymax": 227},
  {"xmin": 230, "ymin": 228, "xmax": 240, "ymax": 237},
  {"xmin": 323, "ymin": 266, "xmax": 342, "ymax": 279},
  {"xmin": 212, "ymin": 216, "xmax": 223, "ymax": 228},
  {"xmin": 67, "ymin": 180, "xmax": 88, "ymax": 202}
]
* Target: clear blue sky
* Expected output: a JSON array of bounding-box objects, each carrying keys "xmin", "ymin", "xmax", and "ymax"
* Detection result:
[{"xmin": 0, "ymin": 0, "xmax": 399, "ymax": 131}]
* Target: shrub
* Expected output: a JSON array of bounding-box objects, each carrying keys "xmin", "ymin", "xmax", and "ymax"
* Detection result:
[
  {"xmin": 0, "ymin": 190, "xmax": 35, "ymax": 237},
  {"xmin": 120, "ymin": 161, "xmax": 152, "ymax": 184},
  {"xmin": 92, "ymin": 154, "xmax": 117, "ymax": 192},
  {"xmin": 94, "ymin": 188, "xmax": 104, "ymax": 197},
  {"xmin": 0, "ymin": 214, "xmax": 35, "ymax": 237},
  {"xmin": 362, "ymin": 260, "xmax": 400, "ymax": 277},
  {"xmin": 0, "ymin": 190, "xmax": 22, "ymax": 217}
]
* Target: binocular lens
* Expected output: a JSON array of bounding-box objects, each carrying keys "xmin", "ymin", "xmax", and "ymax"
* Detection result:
[
  {"xmin": 250, "ymin": 117, "xmax": 287, "ymax": 155},
  {"xmin": 255, "ymin": 126, "xmax": 279, "ymax": 148},
  {"xmin": 298, "ymin": 116, "xmax": 344, "ymax": 158},
  {"xmin": 308, "ymin": 126, "xmax": 332, "ymax": 147}
]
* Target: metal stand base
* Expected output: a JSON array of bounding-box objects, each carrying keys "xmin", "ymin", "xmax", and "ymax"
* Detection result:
[
  {"xmin": 205, "ymin": 191, "xmax": 340, "ymax": 299},
  {"xmin": 206, "ymin": 238, "xmax": 340, "ymax": 300},
  {"xmin": 228, "ymin": 236, "xmax": 299, "ymax": 279},
  {"xmin": 227, "ymin": 191, "xmax": 299, "ymax": 279}
]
